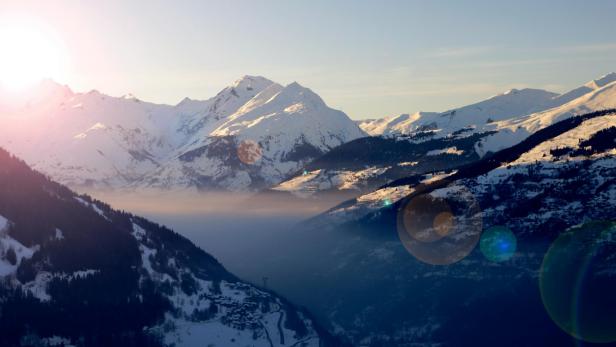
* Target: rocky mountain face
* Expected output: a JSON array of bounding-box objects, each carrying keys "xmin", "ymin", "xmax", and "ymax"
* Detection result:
[
  {"xmin": 0, "ymin": 76, "xmax": 365, "ymax": 192},
  {"xmin": 264, "ymin": 109, "xmax": 616, "ymax": 346},
  {"xmin": 271, "ymin": 73, "xmax": 616, "ymax": 203},
  {"xmin": 0, "ymin": 148, "xmax": 339, "ymax": 347}
]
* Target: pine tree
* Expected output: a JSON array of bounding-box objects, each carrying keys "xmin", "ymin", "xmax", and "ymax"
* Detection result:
[{"xmin": 6, "ymin": 247, "xmax": 17, "ymax": 266}]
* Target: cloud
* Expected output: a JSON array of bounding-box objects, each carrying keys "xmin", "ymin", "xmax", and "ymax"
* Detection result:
[
  {"xmin": 428, "ymin": 46, "xmax": 495, "ymax": 58},
  {"xmin": 558, "ymin": 43, "xmax": 616, "ymax": 53}
]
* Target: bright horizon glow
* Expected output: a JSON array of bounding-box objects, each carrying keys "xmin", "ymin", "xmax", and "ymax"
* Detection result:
[
  {"xmin": 0, "ymin": 17, "xmax": 67, "ymax": 91},
  {"xmin": 1, "ymin": 1, "xmax": 616, "ymax": 119}
]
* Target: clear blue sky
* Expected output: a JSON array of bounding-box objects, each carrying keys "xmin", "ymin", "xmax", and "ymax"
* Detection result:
[{"xmin": 3, "ymin": 0, "xmax": 616, "ymax": 119}]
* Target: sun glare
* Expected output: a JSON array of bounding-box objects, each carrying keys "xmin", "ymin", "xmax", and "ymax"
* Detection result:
[{"xmin": 0, "ymin": 18, "xmax": 67, "ymax": 91}]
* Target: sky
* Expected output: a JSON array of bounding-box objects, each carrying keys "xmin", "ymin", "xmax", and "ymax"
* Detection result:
[{"xmin": 1, "ymin": 0, "xmax": 616, "ymax": 119}]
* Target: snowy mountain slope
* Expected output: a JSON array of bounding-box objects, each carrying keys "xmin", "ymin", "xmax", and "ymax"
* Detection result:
[
  {"xmin": 546, "ymin": 72, "xmax": 616, "ymax": 107},
  {"xmin": 271, "ymin": 109, "xmax": 616, "ymax": 345},
  {"xmin": 358, "ymin": 88, "xmax": 558, "ymax": 137},
  {"xmin": 478, "ymin": 78, "xmax": 616, "ymax": 155},
  {"xmin": 0, "ymin": 148, "xmax": 339, "ymax": 347},
  {"xmin": 316, "ymin": 109, "xmax": 616, "ymax": 227},
  {"xmin": 0, "ymin": 81, "xmax": 181, "ymax": 188},
  {"xmin": 269, "ymin": 131, "xmax": 489, "ymax": 201},
  {"xmin": 358, "ymin": 73, "xmax": 616, "ymax": 148},
  {"xmin": 0, "ymin": 76, "xmax": 365, "ymax": 191},
  {"xmin": 174, "ymin": 76, "xmax": 280, "ymax": 141},
  {"xmin": 142, "ymin": 81, "xmax": 366, "ymax": 191},
  {"xmin": 274, "ymin": 73, "xmax": 616, "ymax": 202}
]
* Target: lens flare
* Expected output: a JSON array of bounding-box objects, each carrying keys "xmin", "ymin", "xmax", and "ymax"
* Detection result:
[
  {"xmin": 396, "ymin": 184, "xmax": 482, "ymax": 265},
  {"xmin": 540, "ymin": 221, "xmax": 616, "ymax": 343},
  {"xmin": 237, "ymin": 139, "xmax": 262, "ymax": 165},
  {"xmin": 480, "ymin": 226, "xmax": 517, "ymax": 262},
  {"xmin": 433, "ymin": 211, "xmax": 454, "ymax": 237}
]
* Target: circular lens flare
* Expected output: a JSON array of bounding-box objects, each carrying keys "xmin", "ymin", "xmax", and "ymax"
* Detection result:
[
  {"xmin": 237, "ymin": 139, "xmax": 262, "ymax": 165},
  {"xmin": 480, "ymin": 226, "xmax": 517, "ymax": 262},
  {"xmin": 540, "ymin": 221, "xmax": 616, "ymax": 343},
  {"xmin": 397, "ymin": 184, "xmax": 482, "ymax": 265},
  {"xmin": 401, "ymin": 194, "xmax": 452, "ymax": 243},
  {"xmin": 433, "ymin": 211, "xmax": 454, "ymax": 237}
]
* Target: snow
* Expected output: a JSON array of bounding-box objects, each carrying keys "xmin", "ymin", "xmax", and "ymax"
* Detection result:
[
  {"xmin": 510, "ymin": 113, "xmax": 616, "ymax": 165},
  {"xmin": 23, "ymin": 272, "xmax": 53, "ymax": 301},
  {"xmin": 0, "ymin": 214, "xmax": 7, "ymax": 232},
  {"xmin": 0, "ymin": 76, "xmax": 365, "ymax": 191},
  {"xmin": 421, "ymin": 170, "xmax": 457, "ymax": 184},
  {"xmin": 54, "ymin": 228, "xmax": 64, "ymax": 240},
  {"xmin": 75, "ymin": 197, "xmax": 109, "ymax": 219},
  {"xmin": 41, "ymin": 336, "xmax": 75, "ymax": 347},
  {"xmin": 3, "ymin": 73, "xmax": 614, "ymax": 193},
  {"xmin": 478, "ymin": 79, "xmax": 616, "ymax": 155},
  {"xmin": 315, "ymin": 184, "xmax": 414, "ymax": 227},
  {"xmin": 273, "ymin": 167, "xmax": 389, "ymax": 197},
  {"xmin": 161, "ymin": 315, "xmax": 320, "ymax": 347},
  {"xmin": 130, "ymin": 219, "xmax": 326, "ymax": 347},
  {"xmin": 21, "ymin": 269, "xmax": 100, "ymax": 303},
  {"xmin": 426, "ymin": 147, "xmax": 464, "ymax": 156},
  {"xmin": 358, "ymin": 73, "xmax": 616, "ymax": 162},
  {"xmin": 132, "ymin": 223, "xmax": 166, "ymax": 280},
  {"xmin": 358, "ymin": 88, "xmax": 558, "ymax": 137},
  {"xmin": 0, "ymin": 214, "xmax": 38, "ymax": 277}
]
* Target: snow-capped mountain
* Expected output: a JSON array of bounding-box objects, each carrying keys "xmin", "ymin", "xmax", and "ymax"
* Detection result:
[
  {"xmin": 271, "ymin": 73, "xmax": 616, "ymax": 202},
  {"xmin": 357, "ymin": 88, "xmax": 559, "ymax": 137},
  {"xmin": 0, "ymin": 148, "xmax": 340, "ymax": 346},
  {"xmin": 269, "ymin": 131, "xmax": 491, "ymax": 200},
  {"xmin": 143, "ymin": 80, "xmax": 366, "ymax": 191},
  {"xmin": 358, "ymin": 73, "xmax": 616, "ymax": 141},
  {"xmin": 0, "ymin": 76, "xmax": 365, "ymax": 191},
  {"xmin": 313, "ymin": 108, "xmax": 616, "ymax": 228},
  {"xmin": 266, "ymin": 109, "xmax": 616, "ymax": 345},
  {"xmin": 477, "ymin": 73, "xmax": 616, "ymax": 154}
]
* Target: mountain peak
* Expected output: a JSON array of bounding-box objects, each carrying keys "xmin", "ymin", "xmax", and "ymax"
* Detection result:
[
  {"xmin": 275, "ymin": 81, "xmax": 326, "ymax": 108},
  {"xmin": 585, "ymin": 72, "xmax": 616, "ymax": 89},
  {"xmin": 177, "ymin": 96, "xmax": 193, "ymax": 105},
  {"xmin": 500, "ymin": 88, "xmax": 557, "ymax": 98},
  {"xmin": 121, "ymin": 93, "xmax": 139, "ymax": 100},
  {"xmin": 38, "ymin": 78, "xmax": 73, "ymax": 95},
  {"xmin": 231, "ymin": 75, "xmax": 274, "ymax": 90},
  {"xmin": 283, "ymin": 81, "xmax": 315, "ymax": 95}
]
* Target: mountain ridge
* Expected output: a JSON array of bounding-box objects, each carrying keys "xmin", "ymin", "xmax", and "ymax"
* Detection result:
[
  {"xmin": 0, "ymin": 76, "xmax": 366, "ymax": 192},
  {"xmin": 269, "ymin": 73, "xmax": 616, "ymax": 203},
  {"xmin": 270, "ymin": 108, "xmax": 616, "ymax": 345},
  {"xmin": 0, "ymin": 147, "xmax": 340, "ymax": 346}
]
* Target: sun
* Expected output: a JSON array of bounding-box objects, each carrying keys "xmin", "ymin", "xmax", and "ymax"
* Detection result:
[{"xmin": 0, "ymin": 18, "xmax": 67, "ymax": 91}]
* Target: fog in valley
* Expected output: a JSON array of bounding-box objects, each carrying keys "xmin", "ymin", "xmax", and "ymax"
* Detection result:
[{"xmin": 85, "ymin": 189, "xmax": 349, "ymax": 295}]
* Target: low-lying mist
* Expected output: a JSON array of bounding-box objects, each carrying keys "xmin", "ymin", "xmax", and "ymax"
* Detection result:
[
  {"xmin": 81, "ymin": 189, "xmax": 351, "ymax": 290},
  {"xmin": 85, "ymin": 189, "xmax": 343, "ymax": 217}
]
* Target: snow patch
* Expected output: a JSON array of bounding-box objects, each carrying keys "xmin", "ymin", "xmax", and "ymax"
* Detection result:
[
  {"xmin": 0, "ymin": 215, "xmax": 38, "ymax": 277},
  {"xmin": 427, "ymin": 147, "xmax": 464, "ymax": 156}
]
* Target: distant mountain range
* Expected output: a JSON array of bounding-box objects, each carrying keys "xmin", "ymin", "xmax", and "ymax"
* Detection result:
[
  {"xmin": 1, "ymin": 73, "xmax": 615, "ymax": 195},
  {"xmin": 271, "ymin": 73, "xmax": 616, "ymax": 201},
  {"xmin": 0, "ymin": 76, "xmax": 365, "ymax": 191}
]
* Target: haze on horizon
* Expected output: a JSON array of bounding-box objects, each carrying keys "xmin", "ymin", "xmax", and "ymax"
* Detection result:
[{"xmin": 1, "ymin": 0, "xmax": 616, "ymax": 119}]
